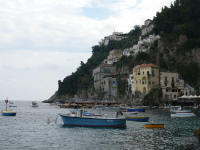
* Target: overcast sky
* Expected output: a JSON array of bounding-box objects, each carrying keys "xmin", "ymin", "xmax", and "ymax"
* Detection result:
[{"xmin": 0, "ymin": 0, "xmax": 175, "ymax": 101}]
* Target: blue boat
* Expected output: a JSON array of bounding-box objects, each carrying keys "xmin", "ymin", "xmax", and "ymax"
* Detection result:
[
  {"xmin": 1, "ymin": 99, "xmax": 16, "ymax": 116},
  {"xmin": 1, "ymin": 110, "xmax": 16, "ymax": 116},
  {"xmin": 127, "ymin": 108, "xmax": 145, "ymax": 112},
  {"xmin": 126, "ymin": 116, "xmax": 149, "ymax": 122},
  {"xmin": 82, "ymin": 112, "xmax": 102, "ymax": 116},
  {"xmin": 60, "ymin": 114, "xmax": 126, "ymax": 128}
]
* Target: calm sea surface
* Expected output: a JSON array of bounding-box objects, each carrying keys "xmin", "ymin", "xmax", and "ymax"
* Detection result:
[{"xmin": 0, "ymin": 101, "xmax": 200, "ymax": 150}]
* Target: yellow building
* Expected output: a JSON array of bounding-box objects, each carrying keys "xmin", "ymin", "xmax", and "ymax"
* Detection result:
[
  {"xmin": 133, "ymin": 64, "xmax": 159, "ymax": 94},
  {"xmin": 160, "ymin": 72, "xmax": 184, "ymax": 100}
]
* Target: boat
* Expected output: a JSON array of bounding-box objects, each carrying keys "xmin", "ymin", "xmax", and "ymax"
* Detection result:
[
  {"xmin": 127, "ymin": 108, "xmax": 145, "ymax": 112},
  {"xmin": 32, "ymin": 101, "xmax": 39, "ymax": 107},
  {"xmin": 126, "ymin": 116, "xmax": 149, "ymax": 122},
  {"xmin": 59, "ymin": 111, "xmax": 126, "ymax": 128},
  {"xmin": 145, "ymin": 124, "xmax": 164, "ymax": 129},
  {"xmin": 1, "ymin": 99, "xmax": 16, "ymax": 116},
  {"xmin": 171, "ymin": 111, "xmax": 196, "ymax": 117},
  {"xmin": 196, "ymin": 109, "xmax": 200, "ymax": 116},
  {"xmin": 170, "ymin": 106, "xmax": 195, "ymax": 117},
  {"xmin": 1, "ymin": 110, "xmax": 16, "ymax": 116},
  {"xmin": 82, "ymin": 112, "xmax": 102, "ymax": 117}
]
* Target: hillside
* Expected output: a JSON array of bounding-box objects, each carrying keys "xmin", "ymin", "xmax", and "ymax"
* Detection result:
[{"xmin": 47, "ymin": 0, "xmax": 200, "ymax": 102}]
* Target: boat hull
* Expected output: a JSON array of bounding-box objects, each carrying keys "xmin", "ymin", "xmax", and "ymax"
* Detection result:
[
  {"xmin": 171, "ymin": 112, "xmax": 195, "ymax": 117},
  {"xmin": 126, "ymin": 117, "xmax": 149, "ymax": 122},
  {"xmin": 145, "ymin": 124, "xmax": 164, "ymax": 129},
  {"xmin": 1, "ymin": 111, "xmax": 16, "ymax": 116},
  {"xmin": 127, "ymin": 108, "xmax": 145, "ymax": 112},
  {"xmin": 60, "ymin": 114, "xmax": 126, "ymax": 128}
]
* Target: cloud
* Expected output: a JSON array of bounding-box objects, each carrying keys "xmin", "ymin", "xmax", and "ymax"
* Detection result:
[
  {"xmin": 0, "ymin": 0, "xmax": 175, "ymax": 100},
  {"xmin": 0, "ymin": 50, "xmax": 91, "ymax": 100},
  {"xmin": 0, "ymin": 0, "xmax": 175, "ymax": 51}
]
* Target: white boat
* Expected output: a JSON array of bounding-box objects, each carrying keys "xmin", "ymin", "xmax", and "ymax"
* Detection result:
[
  {"xmin": 171, "ymin": 111, "xmax": 196, "ymax": 117},
  {"xmin": 32, "ymin": 101, "xmax": 39, "ymax": 107},
  {"xmin": 170, "ymin": 106, "xmax": 195, "ymax": 117}
]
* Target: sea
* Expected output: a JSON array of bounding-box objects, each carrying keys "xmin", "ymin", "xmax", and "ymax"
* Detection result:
[{"xmin": 0, "ymin": 101, "xmax": 200, "ymax": 150}]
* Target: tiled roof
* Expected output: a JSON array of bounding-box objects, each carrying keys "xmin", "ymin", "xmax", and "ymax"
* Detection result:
[{"xmin": 134, "ymin": 64, "xmax": 158, "ymax": 70}]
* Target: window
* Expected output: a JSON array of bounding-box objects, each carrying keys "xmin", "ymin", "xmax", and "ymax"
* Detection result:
[{"xmin": 152, "ymin": 70, "xmax": 155, "ymax": 76}]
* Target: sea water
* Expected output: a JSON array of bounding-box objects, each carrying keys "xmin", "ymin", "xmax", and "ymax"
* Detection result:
[{"xmin": 0, "ymin": 101, "xmax": 200, "ymax": 150}]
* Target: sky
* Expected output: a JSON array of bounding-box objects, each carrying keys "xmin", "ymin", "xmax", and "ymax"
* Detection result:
[{"xmin": 0, "ymin": 0, "xmax": 175, "ymax": 101}]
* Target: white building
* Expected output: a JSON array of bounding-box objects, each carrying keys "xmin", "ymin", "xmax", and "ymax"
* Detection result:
[
  {"xmin": 99, "ymin": 32, "xmax": 127, "ymax": 46},
  {"xmin": 103, "ymin": 49, "xmax": 123, "ymax": 65},
  {"xmin": 184, "ymin": 83, "xmax": 196, "ymax": 96},
  {"xmin": 127, "ymin": 74, "xmax": 134, "ymax": 94},
  {"xmin": 123, "ymin": 34, "xmax": 160, "ymax": 57},
  {"xmin": 141, "ymin": 19, "xmax": 154, "ymax": 36}
]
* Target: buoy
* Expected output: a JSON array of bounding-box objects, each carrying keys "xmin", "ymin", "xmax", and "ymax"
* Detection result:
[
  {"xmin": 47, "ymin": 117, "xmax": 50, "ymax": 124},
  {"xmin": 194, "ymin": 128, "xmax": 200, "ymax": 141}
]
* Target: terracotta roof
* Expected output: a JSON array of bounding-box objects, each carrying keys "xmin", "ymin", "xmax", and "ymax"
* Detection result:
[{"xmin": 134, "ymin": 64, "xmax": 158, "ymax": 70}]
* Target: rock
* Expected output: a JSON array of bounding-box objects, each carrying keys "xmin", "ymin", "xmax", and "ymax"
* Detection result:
[{"xmin": 194, "ymin": 128, "xmax": 200, "ymax": 141}]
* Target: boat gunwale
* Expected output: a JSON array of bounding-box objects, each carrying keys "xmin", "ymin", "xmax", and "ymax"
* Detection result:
[
  {"xmin": 126, "ymin": 116, "xmax": 149, "ymax": 119},
  {"xmin": 60, "ymin": 114, "xmax": 126, "ymax": 120},
  {"xmin": 62, "ymin": 124, "xmax": 126, "ymax": 128}
]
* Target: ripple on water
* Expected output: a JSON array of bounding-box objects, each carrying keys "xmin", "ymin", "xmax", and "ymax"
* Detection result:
[{"xmin": 0, "ymin": 101, "xmax": 200, "ymax": 150}]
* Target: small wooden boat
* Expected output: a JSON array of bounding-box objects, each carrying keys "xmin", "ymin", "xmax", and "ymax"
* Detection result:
[
  {"xmin": 145, "ymin": 124, "xmax": 164, "ymax": 129},
  {"xmin": 1, "ymin": 99, "xmax": 16, "ymax": 116},
  {"xmin": 60, "ymin": 112, "xmax": 126, "ymax": 128},
  {"xmin": 126, "ymin": 116, "xmax": 149, "ymax": 122},
  {"xmin": 127, "ymin": 108, "xmax": 145, "ymax": 112}
]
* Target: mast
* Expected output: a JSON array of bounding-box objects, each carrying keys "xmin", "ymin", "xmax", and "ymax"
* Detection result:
[{"xmin": 5, "ymin": 97, "xmax": 8, "ymax": 111}]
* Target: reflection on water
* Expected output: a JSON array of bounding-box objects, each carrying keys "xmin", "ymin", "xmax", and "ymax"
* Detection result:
[{"xmin": 0, "ymin": 101, "xmax": 200, "ymax": 150}]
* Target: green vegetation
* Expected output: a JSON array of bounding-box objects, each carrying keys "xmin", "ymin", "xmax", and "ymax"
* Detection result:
[
  {"xmin": 143, "ymin": 88, "xmax": 162, "ymax": 106},
  {"xmin": 57, "ymin": 26, "xmax": 141, "ymax": 97},
  {"xmin": 57, "ymin": 0, "xmax": 200, "ymax": 98},
  {"xmin": 116, "ymin": 77, "xmax": 127, "ymax": 97},
  {"xmin": 153, "ymin": 0, "xmax": 200, "ymax": 48}
]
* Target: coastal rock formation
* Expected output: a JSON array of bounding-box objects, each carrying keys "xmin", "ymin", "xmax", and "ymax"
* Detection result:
[{"xmin": 194, "ymin": 128, "xmax": 200, "ymax": 141}]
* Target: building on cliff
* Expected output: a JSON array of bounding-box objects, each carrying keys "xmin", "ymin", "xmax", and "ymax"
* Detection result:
[
  {"xmin": 133, "ymin": 64, "xmax": 159, "ymax": 95},
  {"xmin": 93, "ymin": 64, "xmax": 117, "ymax": 100},
  {"xmin": 141, "ymin": 19, "xmax": 154, "ymax": 36},
  {"xmin": 160, "ymin": 72, "xmax": 184, "ymax": 100},
  {"xmin": 101, "ymin": 77, "xmax": 118, "ymax": 100},
  {"xmin": 103, "ymin": 49, "xmax": 123, "ymax": 65},
  {"xmin": 99, "ymin": 32, "xmax": 127, "ymax": 46},
  {"xmin": 184, "ymin": 83, "xmax": 196, "ymax": 96}
]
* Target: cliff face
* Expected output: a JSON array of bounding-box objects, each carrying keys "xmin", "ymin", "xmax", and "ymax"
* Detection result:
[
  {"xmin": 46, "ymin": 0, "xmax": 200, "ymax": 103},
  {"xmin": 158, "ymin": 35, "xmax": 200, "ymax": 92}
]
